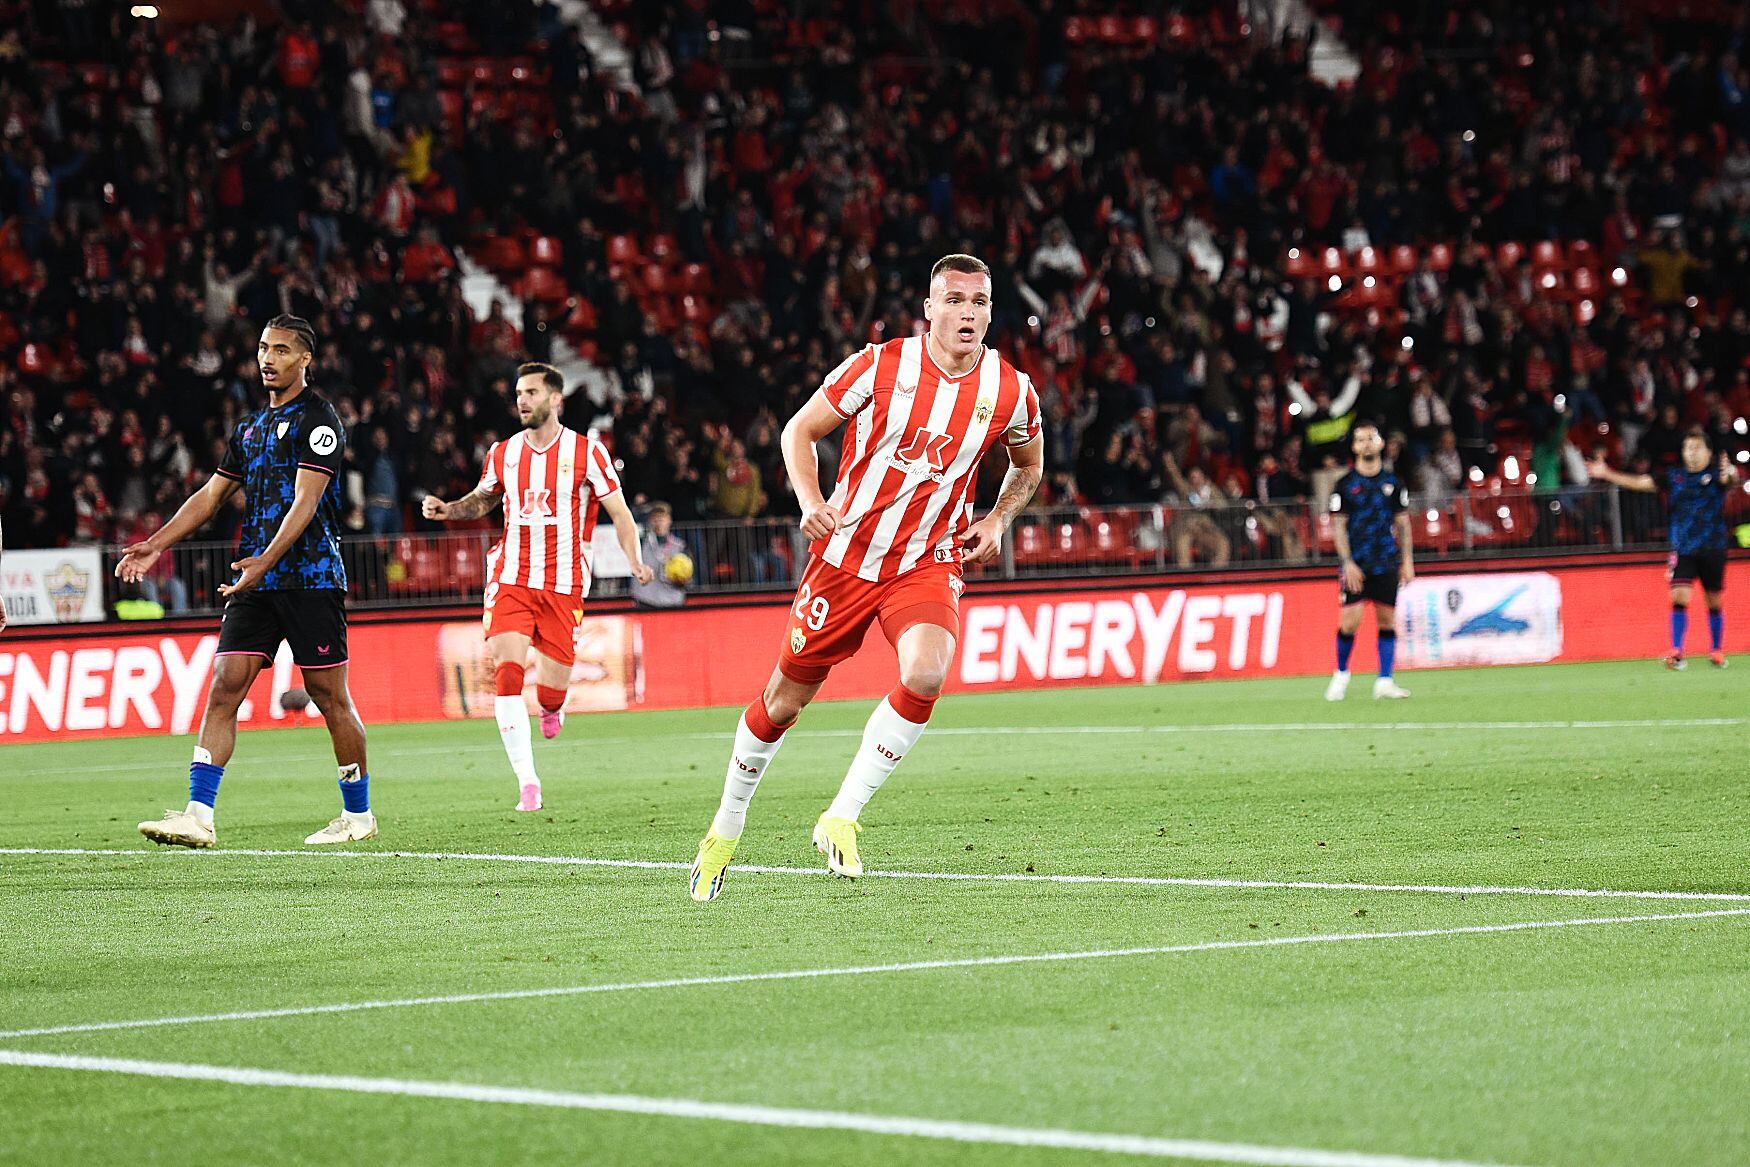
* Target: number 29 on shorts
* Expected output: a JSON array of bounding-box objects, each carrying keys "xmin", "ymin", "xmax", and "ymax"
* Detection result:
[{"xmin": 793, "ymin": 583, "xmax": 830, "ymax": 631}]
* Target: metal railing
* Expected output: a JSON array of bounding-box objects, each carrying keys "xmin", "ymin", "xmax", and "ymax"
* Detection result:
[{"xmin": 83, "ymin": 483, "xmax": 1739, "ymax": 620}]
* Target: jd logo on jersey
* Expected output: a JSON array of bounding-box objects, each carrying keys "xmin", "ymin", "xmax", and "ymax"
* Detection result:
[
  {"xmin": 892, "ymin": 429, "xmax": 954, "ymax": 476},
  {"xmin": 519, "ymin": 488, "xmax": 554, "ymax": 518},
  {"xmin": 308, "ymin": 425, "xmax": 339, "ymax": 455}
]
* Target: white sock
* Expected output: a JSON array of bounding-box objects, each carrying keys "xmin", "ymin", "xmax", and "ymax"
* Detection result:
[
  {"xmin": 711, "ymin": 714, "xmax": 787, "ymax": 840},
  {"xmin": 826, "ymin": 698, "xmax": 929, "ymax": 822},
  {"xmin": 184, "ymin": 800, "xmax": 214, "ymax": 826},
  {"xmin": 495, "ymin": 695, "xmax": 540, "ymax": 787}
]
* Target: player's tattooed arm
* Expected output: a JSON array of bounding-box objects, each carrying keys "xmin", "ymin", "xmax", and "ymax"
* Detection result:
[
  {"xmin": 961, "ymin": 435, "xmax": 1044, "ymax": 566},
  {"xmin": 989, "ymin": 458, "xmax": 1044, "ymax": 525},
  {"xmin": 425, "ymin": 487, "xmax": 503, "ymax": 521}
]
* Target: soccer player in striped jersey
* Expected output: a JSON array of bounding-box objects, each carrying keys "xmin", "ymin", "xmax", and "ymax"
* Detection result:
[
  {"xmin": 424, "ymin": 362, "xmax": 652, "ymax": 810},
  {"xmin": 689, "ymin": 253, "xmax": 1045, "ymax": 901},
  {"xmin": 1590, "ymin": 429, "xmax": 1738, "ymax": 668}
]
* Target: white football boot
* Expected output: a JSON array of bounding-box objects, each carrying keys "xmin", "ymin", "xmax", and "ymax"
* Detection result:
[
  {"xmin": 139, "ymin": 809, "xmax": 215, "ymax": 849},
  {"xmin": 1324, "ymin": 670, "xmax": 1351, "ymax": 701},
  {"xmin": 1372, "ymin": 677, "xmax": 1412, "ymax": 699},
  {"xmin": 304, "ymin": 813, "xmax": 378, "ymax": 845}
]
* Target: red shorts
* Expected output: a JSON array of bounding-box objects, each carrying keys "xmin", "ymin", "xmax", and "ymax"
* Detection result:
[
  {"xmin": 483, "ymin": 581, "xmax": 584, "ymax": 665},
  {"xmin": 778, "ymin": 556, "xmax": 963, "ymax": 684}
]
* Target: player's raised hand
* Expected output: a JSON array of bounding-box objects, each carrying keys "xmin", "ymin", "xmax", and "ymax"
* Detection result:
[
  {"xmin": 115, "ymin": 542, "xmax": 161, "ymax": 583},
  {"xmin": 421, "ymin": 496, "xmax": 451, "ymax": 521},
  {"xmin": 958, "ymin": 514, "xmax": 1006, "ymax": 566},
  {"xmin": 218, "ymin": 555, "xmax": 268, "ymax": 598},
  {"xmin": 799, "ymin": 502, "xmax": 843, "ymax": 541}
]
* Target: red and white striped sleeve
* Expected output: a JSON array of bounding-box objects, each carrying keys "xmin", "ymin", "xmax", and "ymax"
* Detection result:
[
  {"xmin": 583, "ymin": 437, "xmax": 621, "ymax": 498},
  {"xmin": 1003, "ymin": 371, "xmax": 1043, "ymax": 447},
  {"xmin": 820, "ymin": 343, "xmax": 880, "ymax": 419},
  {"xmin": 477, "ymin": 440, "xmax": 505, "ymax": 494}
]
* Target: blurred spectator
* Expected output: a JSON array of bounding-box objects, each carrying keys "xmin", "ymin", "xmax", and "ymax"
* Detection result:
[{"xmin": 630, "ymin": 502, "xmax": 688, "ymax": 609}]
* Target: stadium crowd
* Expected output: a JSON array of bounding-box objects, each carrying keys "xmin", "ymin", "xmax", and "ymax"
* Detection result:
[{"xmin": 1, "ymin": 0, "xmax": 1748, "ymax": 568}]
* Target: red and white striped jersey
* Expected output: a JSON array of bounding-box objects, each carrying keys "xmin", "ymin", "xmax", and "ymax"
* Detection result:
[
  {"xmin": 814, "ymin": 335, "xmax": 1042, "ymax": 581},
  {"xmin": 478, "ymin": 426, "xmax": 621, "ymax": 596}
]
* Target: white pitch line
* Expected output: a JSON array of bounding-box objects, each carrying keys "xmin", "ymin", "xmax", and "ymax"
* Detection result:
[
  {"xmin": 0, "ymin": 1049, "xmax": 1518, "ymax": 1167},
  {"xmin": 6, "ymin": 847, "xmax": 1748, "ymax": 904},
  {"xmin": 3, "ymin": 908, "xmax": 1745, "ymax": 1041},
  {"xmin": 19, "ymin": 717, "xmax": 1746, "ymax": 777}
]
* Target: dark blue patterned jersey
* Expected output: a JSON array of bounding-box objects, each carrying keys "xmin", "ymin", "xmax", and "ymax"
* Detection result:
[
  {"xmin": 1665, "ymin": 466, "xmax": 1727, "ymax": 555},
  {"xmin": 217, "ymin": 387, "xmax": 347, "ymax": 590},
  {"xmin": 1330, "ymin": 467, "xmax": 1409, "ymax": 574}
]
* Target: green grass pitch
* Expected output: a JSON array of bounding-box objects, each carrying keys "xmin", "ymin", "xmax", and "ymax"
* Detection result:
[{"xmin": 2, "ymin": 660, "xmax": 1747, "ymax": 1166}]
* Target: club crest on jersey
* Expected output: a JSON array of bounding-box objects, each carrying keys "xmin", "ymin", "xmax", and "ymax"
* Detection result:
[
  {"xmin": 972, "ymin": 387, "xmax": 999, "ymax": 424},
  {"xmin": 790, "ymin": 628, "xmax": 807, "ymax": 653},
  {"xmin": 277, "ymin": 421, "xmax": 290, "ymax": 439}
]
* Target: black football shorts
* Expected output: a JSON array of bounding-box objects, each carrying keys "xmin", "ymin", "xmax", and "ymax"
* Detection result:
[{"xmin": 216, "ymin": 588, "xmax": 349, "ymax": 669}]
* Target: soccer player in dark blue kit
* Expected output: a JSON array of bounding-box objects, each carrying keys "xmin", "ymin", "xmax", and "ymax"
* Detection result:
[
  {"xmin": 1590, "ymin": 428, "xmax": 1739, "ymax": 669},
  {"xmin": 122, "ymin": 315, "xmax": 378, "ymax": 847},
  {"xmin": 1325, "ymin": 421, "xmax": 1415, "ymax": 700}
]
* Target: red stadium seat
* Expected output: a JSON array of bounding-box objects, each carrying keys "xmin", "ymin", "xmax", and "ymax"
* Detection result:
[
  {"xmin": 1285, "ymin": 247, "xmax": 1314, "ymax": 279},
  {"xmin": 1425, "ymin": 243, "xmax": 1453, "ymax": 271},
  {"xmin": 1531, "ymin": 240, "xmax": 1565, "ymax": 269},
  {"xmin": 641, "ymin": 264, "xmax": 670, "ymax": 295},
  {"xmin": 606, "ymin": 234, "xmax": 641, "ymax": 265},
  {"xmin": 17, "ymin": 342, "xmax": 50, "ymax": 375},
  {"xmin": 1573, "ymin": 299, "xmax": 1597, "ymax": 325},
  {"xmin": 476, "ymin": 234, "xmax": 526, "ymax": 274},
  {"xmin": 1389, "ymin": 244, "xmax": 1417, "ymax": 274},
  {"xmin": 1567, "ymin": 239, "xmax": 1597, "ymax": 268},
  {"xmin": 436, "ymin": 59, "xmax": 468, "ymax": 87},
  {"xmin": 528, "ymin": 235, "xmax": 563, "ymax": 267},
  {"xmin": 678, "ymin": 262, "xmax": 713, "ymax": 294},
  {"xmin": 1063, "ymin": 17, "xmax": 1090, "ymax": 43},
  {"xmin": 1354, "ymin": 246, "xmax": 1382, "ymax": 272},
  {"xmin": 1497, "ymin": 241, "xmax": 1526, "ymax": 269},
  {"xmin": 561, "ymin": 298, "xmax": 598, "ymax": 335},
  {"xmin": 678, "ymin": 294, "xmax": 714, "ymax": 324},
  {"xmin": 519, "ymin": 267, "xmax": 569, "ymax": 303},
  {"xmin": 647, "ymin": 234, "xmax": 678, "ymax": 262},
  {"xmin": 1096, "ymin": 16, "xmax": 1125, "ymax": 44},
  {"xmin": 1131, "ymin": 17, "xmax": 1159, "ymax": 43},
  {"xmin": 1320, "ymin": 247, "xmax": 1346, "ymax": 276}
]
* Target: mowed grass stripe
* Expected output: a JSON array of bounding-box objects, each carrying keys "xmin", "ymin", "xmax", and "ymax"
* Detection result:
[
  {"xmin": 0, "ymin": 1048, "xmax": 1531, "ymax": 1166},
  {"xmin": 20, "ymin": 716, "xmax": 1746, "ymax": 777},
  {"xmin": 6, "ymin": 847, "xmax": 1748, "ymax": 903},
  {"xmin": 5, "ymin": 908, "xmax": 1745, "ymax": 1040}
]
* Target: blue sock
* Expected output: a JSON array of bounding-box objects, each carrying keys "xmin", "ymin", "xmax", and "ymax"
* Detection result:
[
  {"xmin": 1336, "ymin": 632, "xmax": 1356, "ymax": 672},
  {"xmin": 1378, "ymin": 631, "xmax": 1398, "ymax": 679},
  {"xmin": 189, "ymin": 755, "xmax": 223, "ymax": 809},
  {"xmin": 339, "ymin": 764, "xmax": 370, "ymax": 815},
  {"xmin": 1709, "ymin": 609, "xmax": 1724, "ymax": 652},
  {"xmin": 1671, "ymin": 606, "xmax": 1688, "ymax": 652}
]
